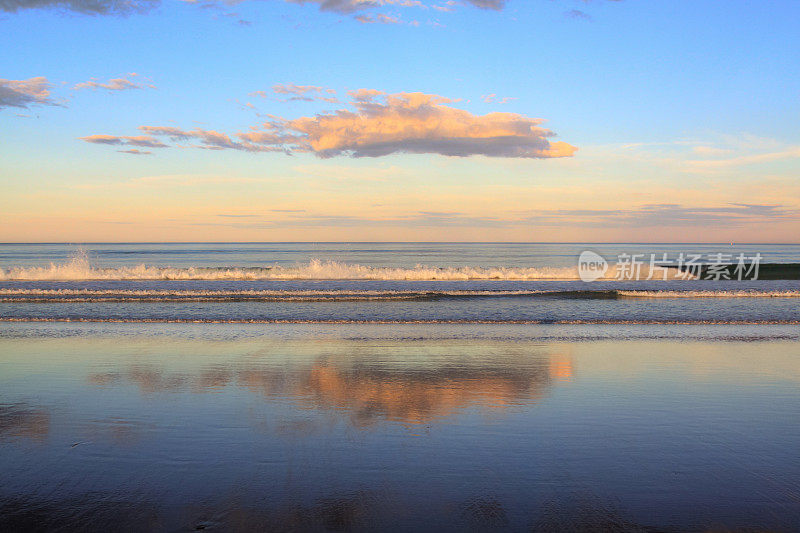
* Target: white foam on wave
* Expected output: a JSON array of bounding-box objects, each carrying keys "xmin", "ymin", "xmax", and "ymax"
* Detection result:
[
  {"xmin": 2, "ymin": 288, "xmax": 797, "ymax": 301},
  {"xmin": 0, "ymin": 252, "xmax": 692, "ymax": 281},
  {"xmin": 618, "ymin": 290, "xmax": 800, "ymax": 298},
  {"xmin": 0, "ymin": 288, "xmax": 549, "ymax": 301},
  {"xmin": 0, "ymin": 254, "xmax": 591, "ymax": 281},
  {"xmin": 2, "ymin": 317, "xmax": 799, "ymax": 325},
  {"xmin": 0, "ymin": 288, "xmax": 544, "ymax": 297}
]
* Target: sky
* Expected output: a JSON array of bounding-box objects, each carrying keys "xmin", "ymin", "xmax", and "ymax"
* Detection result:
[{"xmin": 1, "ymin": 0, "xmax": 799, "ymax": 242}]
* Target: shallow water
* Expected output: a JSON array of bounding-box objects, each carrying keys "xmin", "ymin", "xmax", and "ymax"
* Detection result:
[{"xmin": 1, "ymin": 323, "xmax": 799, "ymax": 531}]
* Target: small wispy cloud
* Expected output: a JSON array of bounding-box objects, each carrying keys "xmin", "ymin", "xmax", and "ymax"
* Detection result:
[
  {"xmin": 0, "ymin": 0, "xmax": 158, "ymax": 15},
  {"xmin": 261, "ymin": 83, "xmax": 339, "ymax": 103},
  {"xmin": 0, "ymin": 77, "xmax": 61, "ymax": 110},
  {"xmin": 564, "ymin": 9, "xmax": 591, "ymax": 20},
  {"xmin": 683, "ymin": 148, "xmax": 800, "ymax": 173},
  {"xmin": 271, "ymin": 83, "xmax": 335, "ymax": 96},
  {"xmin": 208, "ymin": 203, "xmax": 791, "ymax": 230},
  {"xmin": 192, "ymin": 210, "xmax": 508, "ymax": 229},
  {"xmin": 137, "ymin": 126, "xmax": 282, "ymax": 152},
  {"xmin": 74, "ymin": 73, "xmax": 154, "ymax": 91},
  {"xmin": 79, "ymin": 134, "xmax": 168, "ymax": 148},
  {"xmin": 348, "ymin": 88, "xmax": 385, "ymax": 102},
  {"xmin": 184, "ymin": 0, "xmax": 506, "ymax": 25},
  {"xmin": 355, "ymin": 13, "xmax": 401, "ymax": 24},
  {"xmin": 283, "ymin": 0, "xmax": 504, "ymax": 14},
  {"xmin": 607, "ymin": 134, "xmax": 800, "ymax": 177},
  {"xmin": 215, "ymin": 209, "xmax": 307, "ymax": 217},
  {"xmin": 523, "ymin": 203, "xmax": 797, "ymax": 227},
  {"xmin": 482, "ymin": 93, "xmax": 516, "ymax": 104},
  {"xmin": 192, "ymin": 203, "xmax": 793, "ymax": 231}
]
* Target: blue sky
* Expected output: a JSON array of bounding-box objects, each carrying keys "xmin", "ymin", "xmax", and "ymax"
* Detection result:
[{"xmin": 1, "ymin": 0, "xmax": 799, "ymax": 241}]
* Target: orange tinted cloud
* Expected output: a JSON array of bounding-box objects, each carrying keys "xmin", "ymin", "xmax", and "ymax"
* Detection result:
[
  {"xmin": 83, "ymin": 89, "xmax": 576, "ymax": 159},
  {"xmin": 264, "ymin": 91, "xmax": 576, "ymax": 158},
  {"xmin": 74, "ymin": 73, "xmax": 152, "ymax": 91},
  {"xmin": 0, "ymin": 77, "xmax": 58, "ymax": 109}
]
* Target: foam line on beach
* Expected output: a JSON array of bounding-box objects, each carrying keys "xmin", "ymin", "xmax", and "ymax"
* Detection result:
[
  {"xmin": 1, "ymin": 288, "xmax": 798, "ymax": 302},
  {"xmin": 2, "ymin": 317, "xmax": 799, "ymax": 325}
]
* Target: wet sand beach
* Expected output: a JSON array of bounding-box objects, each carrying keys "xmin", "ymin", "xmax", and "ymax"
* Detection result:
[{"xmin": 2, "ymin": 323, "xmax": 799, "ymax": 531}]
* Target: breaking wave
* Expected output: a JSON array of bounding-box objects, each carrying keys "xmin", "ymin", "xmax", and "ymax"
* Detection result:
[
  {"xmin": 0, "ymin": 253, "xmax": 585, "ymax": 281},
  {"xmin": 0, "ymin": 253, "xmax": 687, "ymax": 281}
]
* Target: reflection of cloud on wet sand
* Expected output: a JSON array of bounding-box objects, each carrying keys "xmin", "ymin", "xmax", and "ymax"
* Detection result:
[
  {"xmin": 87, "ymin": 349, "xmax": 573, "ymax": 426},
  {"xmin": 85, "ymin": 417, "xmax": 154, "ymax": 446},
  {"xmin": 0, "ymin": 402, "xmax": 151, "ymax": 447},
  {"xmin": 0, "ymin": 402, "xmax": 50, "ymax": 441},
  {"xmin": 297, "ymin": 360, "xmax": 555, "ymax": 426},
  {"xmin": 549, "ymin": 354, "xmax": 574, "ymax": 382},
  {"xmin": 88, "ymin": 364, "xmax": 188, "ymax": 392}
]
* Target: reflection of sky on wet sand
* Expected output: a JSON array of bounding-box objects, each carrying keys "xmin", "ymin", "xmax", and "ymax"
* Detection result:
[
  {"xmin": 1, "ymin": 330, "xmax": 800, "ymax": 531},
  {"xmin": 0, "ymin": 489, "xmax": 668, "ymax": 532}
]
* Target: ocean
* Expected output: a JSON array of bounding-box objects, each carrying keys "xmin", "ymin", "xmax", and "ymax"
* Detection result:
[
  {"xmin": 1, "ymin": 242, "xmax": 799, "ymax": 324},
  {"xmin": 2, "ymin": 243, "xmax": 799, "ymax": 531}
]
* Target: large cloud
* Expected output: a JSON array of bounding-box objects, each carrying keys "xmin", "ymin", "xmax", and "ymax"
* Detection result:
[
  {"xmin": 120, "ymin": 91, "xmax": 575, "ymax": 159},
  {"xmin": 0, "ymin": 77, "xmax": 59, "ymax": 109},
  {"xmin": 242, "ymin": 91, "xmax": 576, "ymax": 158},
  {"xmin": 0, "ymin": 0, "xmax": 157, "ymax": 14}
]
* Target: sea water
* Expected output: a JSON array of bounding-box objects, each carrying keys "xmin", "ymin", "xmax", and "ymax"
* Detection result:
[{"xmin": 1, "ymin": 243, "xmax": 799, "ymax": 531}]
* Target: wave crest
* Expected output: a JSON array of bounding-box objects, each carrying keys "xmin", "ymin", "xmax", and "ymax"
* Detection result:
[
  {"xmin": 0, "ymin": 252, "xmax": 693, "ymax": 281},
  {"xmin": 0, "ymin": 255, "xmax": 592, "ymax": 281}
]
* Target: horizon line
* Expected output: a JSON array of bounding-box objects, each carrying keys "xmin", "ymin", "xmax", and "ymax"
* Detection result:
[{"xmin": 1, "ymin": 241, "xmax": 799, "ymax": 246}]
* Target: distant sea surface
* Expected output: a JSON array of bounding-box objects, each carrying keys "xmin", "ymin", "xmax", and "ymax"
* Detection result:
[{"xmin": 1, "ymin": 242, "xmax": 799, "ymax": 324}]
